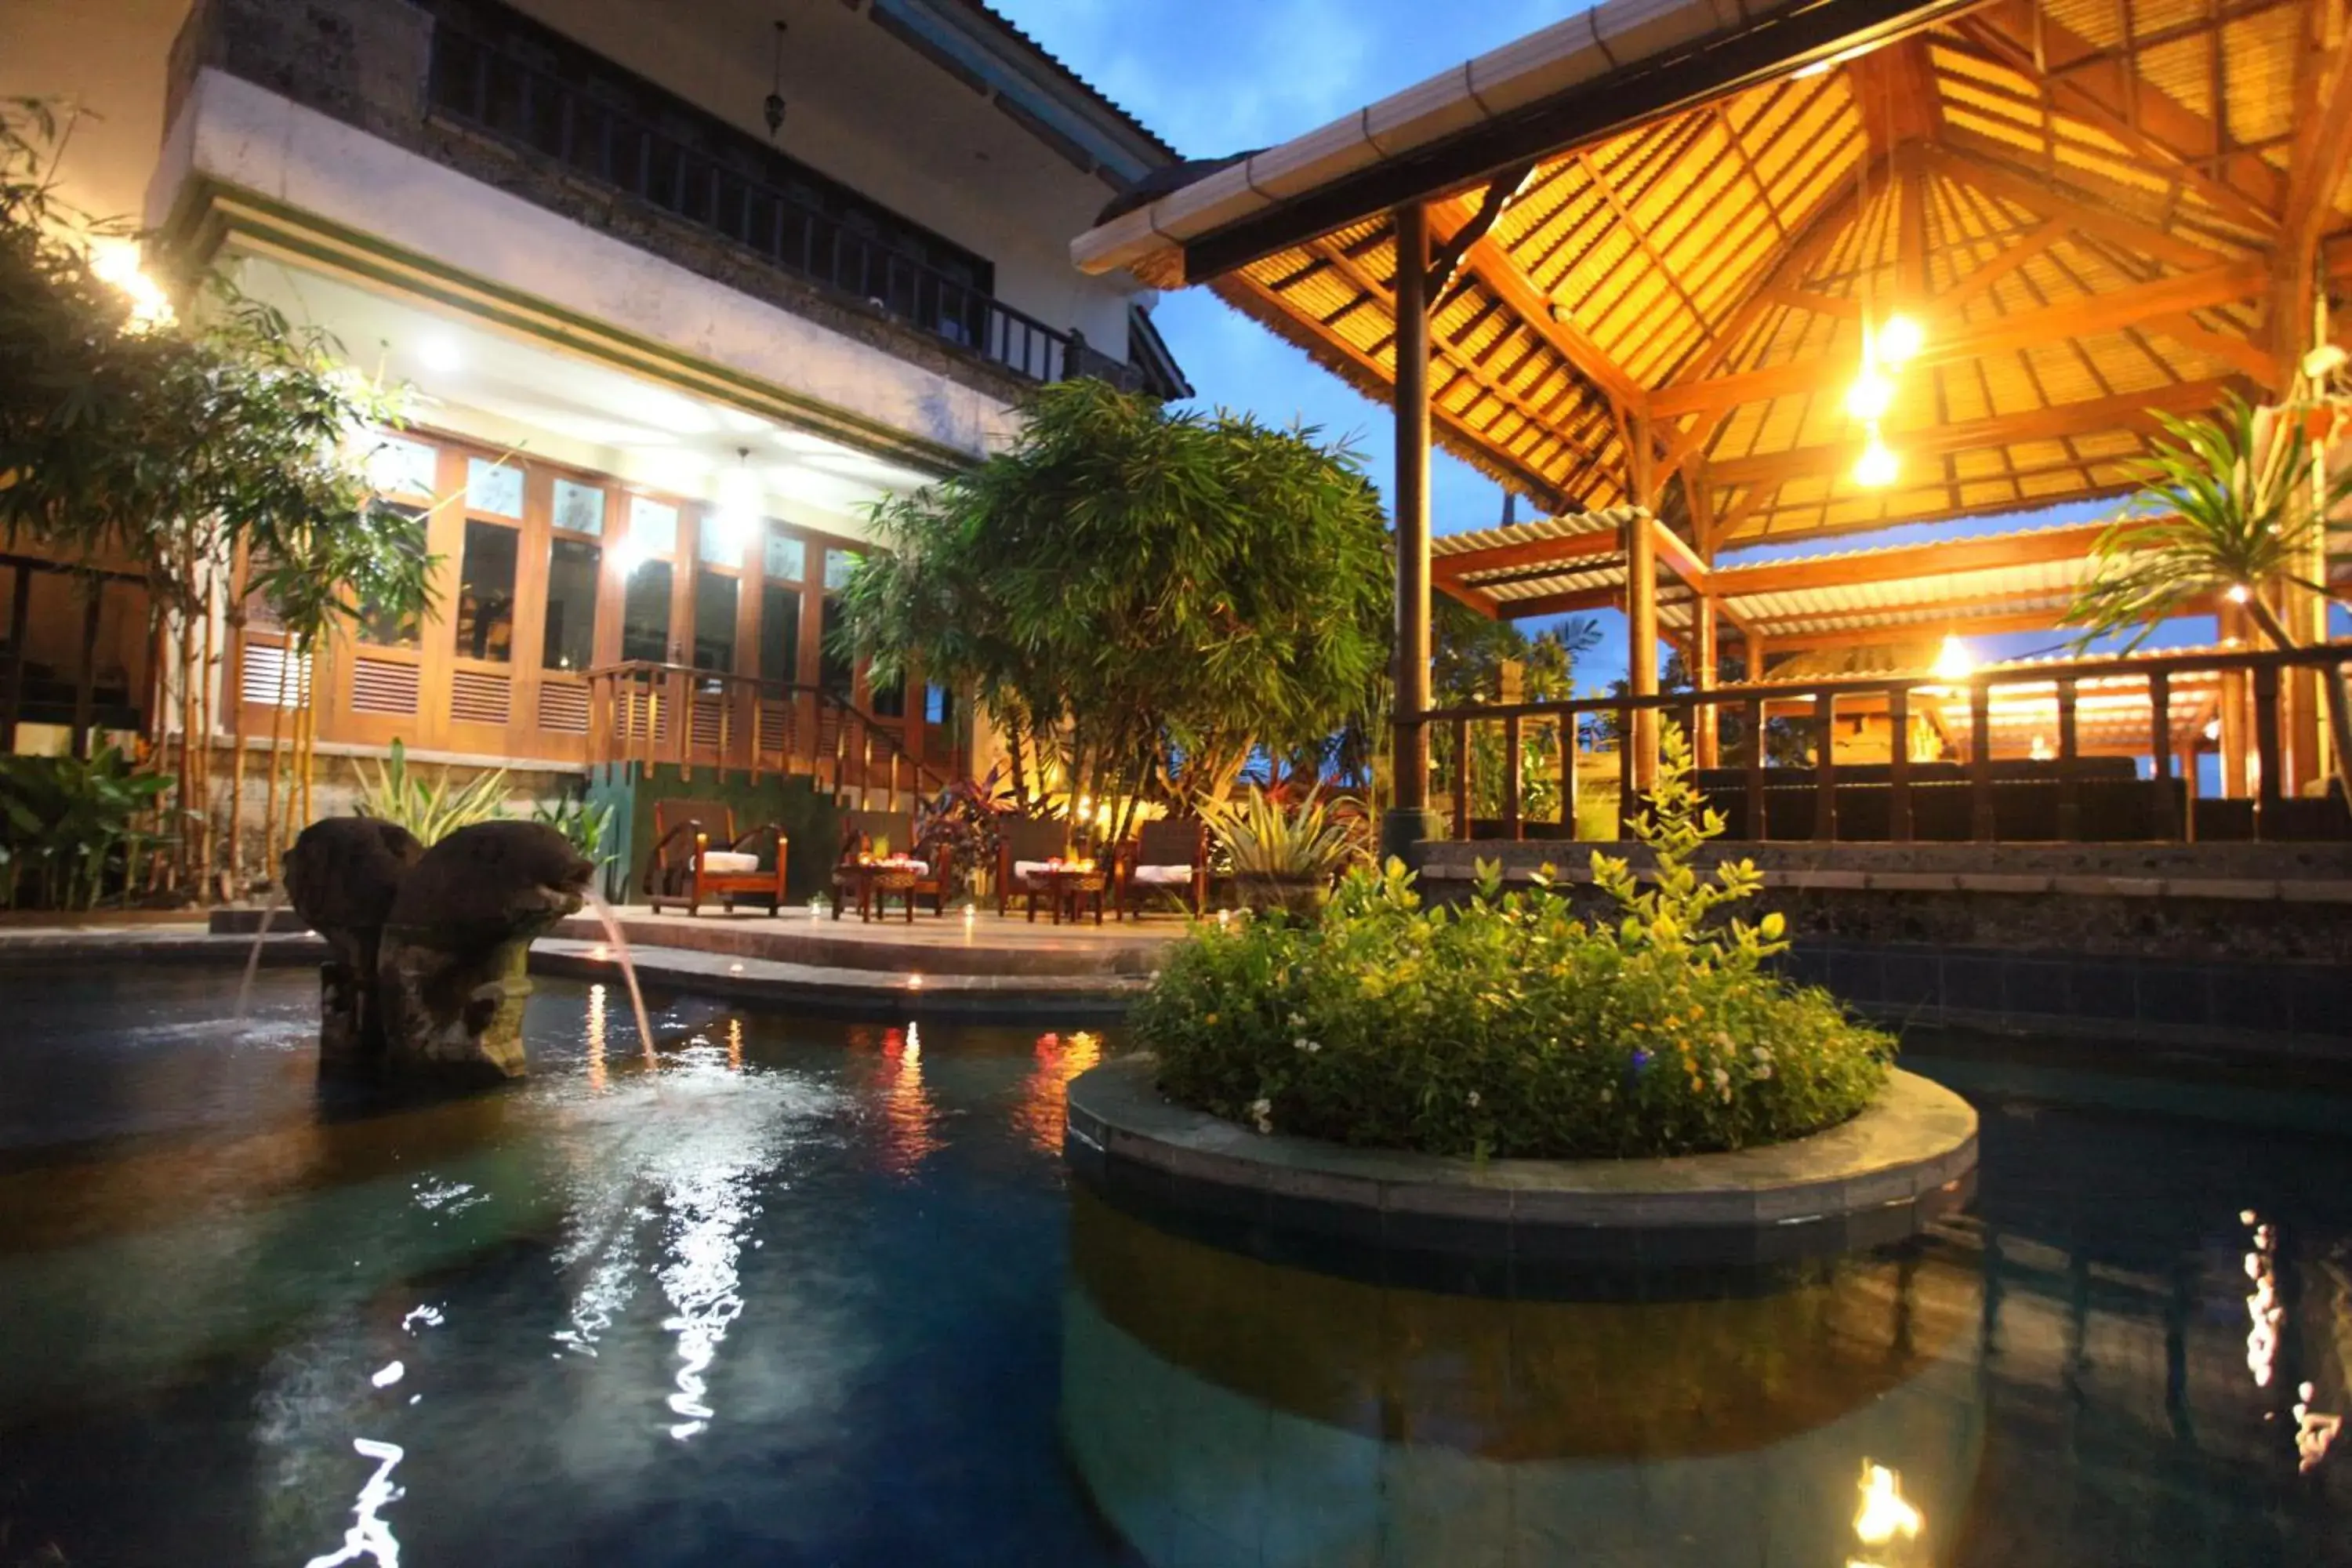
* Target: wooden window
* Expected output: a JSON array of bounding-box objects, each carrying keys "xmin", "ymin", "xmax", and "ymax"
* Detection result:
[
  {"xmin": 692, "ymin": 568, "xmax": 736, "ymax": 673},
  {"xmin": 455, "ymin": 519, "xmax": 519, "ymax": 662},
  {"xmin": 621, "ymin": 561, "xmax": 673, "ymax": 662},
  {"xmin": 758, "ymin": 583, "xmax": 798, "ymax": 684},
  {"xmin": 543, "ymin": 536, "xmax": 599, "ymax": 671},
  {"xmin": 762, "ymin": 523, "xmax": 804, "ymax": 582}
]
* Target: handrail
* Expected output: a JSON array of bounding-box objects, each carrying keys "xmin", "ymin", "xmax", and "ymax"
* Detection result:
[
  {"xmin": 1418, "ymin": 641, "xmax": 2352, "ymax": 846},
  {"xmin": 583, "ymin": 661, "xmax": 956, "ymax": 804}
]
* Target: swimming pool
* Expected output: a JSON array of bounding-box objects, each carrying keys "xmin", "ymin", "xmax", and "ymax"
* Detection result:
[{"xmin": 0, "ymin": 964, "xmax": 2345, "ymax": 1565}]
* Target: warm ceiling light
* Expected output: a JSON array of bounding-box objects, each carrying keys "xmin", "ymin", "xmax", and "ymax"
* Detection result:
[
  {"xmin": 1877, "ymin": 314, "xmax": 1926, "ymax": 368},
  {"xmin": 418, "ymin": 332, "xmax": 462, "ymax": 374},
  {"xmin": 610, "ymin": 534, "xmax": 654, "ymax": 578},
  {"xmin": 2303, "ymin": 343, "xmax": 2348, "ymax": 379},
  {"xmin": 2226, "ymin": 582, "xmax": 2252, "ymax": 603},
  {"xmin": 1845, "ymin": 368, "xmax": 1896, "ymax": 423},
  {"xmin": 710, "ymin": 448, "xmax": 760, "ymax": 561},
  {"xmin": 1853, "ymin": 427, "xmax": 1899, "ymax": 488},
  {"xmin": 1932, "ymin": 634, "xmax": 1976, "ymax": 682}
]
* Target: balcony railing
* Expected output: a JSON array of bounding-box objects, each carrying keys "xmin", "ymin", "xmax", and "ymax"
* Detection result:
[
  {"xmin": 1421, "ymin": 642, "xmax": 2352, "ymax": 845},
  {"xmin": 585, "ymin": 662, "xmax": 955, "ymax": 810},
  {"xmin": 426, "ymin": 5, "xmax": 1084, "ymax": 384}
]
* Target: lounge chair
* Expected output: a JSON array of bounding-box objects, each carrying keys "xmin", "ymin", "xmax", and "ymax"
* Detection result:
[
  {"xmin": 1120, "ymin": 818, "xmax": 1207, "ymax": 918},
  {"xmin": 995, "ymin": 815, "xmax": 1073, "ymax": 922},
  {"xmin": 644, "ymin": 800, "xmax": 789, "ymax": 915}
]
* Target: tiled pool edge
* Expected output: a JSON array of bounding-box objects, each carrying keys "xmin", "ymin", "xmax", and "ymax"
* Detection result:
[{"xmin": 1064, "ymin": 1056, "xmax": 1978, "ymax": 1270}]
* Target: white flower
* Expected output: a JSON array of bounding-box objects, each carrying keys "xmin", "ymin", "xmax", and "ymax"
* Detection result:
[
  {"xmin": 1714, "ymin": 1031, "xmax": 1734, "ymax": 1051},
  {"xmin": 1600, "ymin": 1087, "xmax": 1613, "ymax": 1104},
  {"xmin": 1467, "ymin": 1090, "xmax": 1482, "ymax": 1109},
  {"xmin": 1287, "ymin": 1013, "xmax": 1307, "ymax": 1030},
  {"xmin": 1751, "ymin": 1044, "xmax": 1773, "ymax": 1062},
  {"xmin": 1712, "ymin": 1067, "xmax": 1730, "ymax": 1089},
  {"xmin": 1249, "ymin": 1096, "xmax": 1274, "ymax": 1134},
  {"xmin": 1751, "ymin": 1062, "xmax": 1773, "ymax": 1080},
  {"xmin": 1294, "ymin": 1036, "xmax": 1321, "ymax": 1054}
]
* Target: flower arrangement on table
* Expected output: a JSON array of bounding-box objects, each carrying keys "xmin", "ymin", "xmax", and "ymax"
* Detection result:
[
  {"xmin": 1134, "ymin": 727, "xmax": 1893, "ymax": 1160},
  {"xmin": 854, "ymin": 852, "xmax": 932, "ymax": 874}
]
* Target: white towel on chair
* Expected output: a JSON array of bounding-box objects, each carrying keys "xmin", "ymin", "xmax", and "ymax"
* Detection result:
[
  {"xmin": 1131, "ymin": 864, "xmax": 1194, "ymax": 887},
  {"xmin": 698, "ymin": 851, "xmax": 762, "ymax": 875}
]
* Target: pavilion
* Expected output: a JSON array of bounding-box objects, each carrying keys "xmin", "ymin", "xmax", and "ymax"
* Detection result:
[{"xmin": 1072, "ymin": 0, "xmax": 2352, "ymax": 845}]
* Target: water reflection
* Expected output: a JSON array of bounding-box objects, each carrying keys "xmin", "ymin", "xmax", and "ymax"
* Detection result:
[
  {"xmin": 862, "ymin": 1022, "xmax": 942, "ymax": 1176},
  {"xmin": 1061, "ymin": 1189, "xmax": 1984, "ymax": 1566},
  {"xmin": 586, "ymin": 983, "xmax": 608, "ymax": 1094},
  {"xmin": 299, "ymin": 1436, "xmax": 406, "ymax": 1568},
  {"xmin": 1017, "ymin": 1030, "xmax": 1102, "ymax": 1153}
]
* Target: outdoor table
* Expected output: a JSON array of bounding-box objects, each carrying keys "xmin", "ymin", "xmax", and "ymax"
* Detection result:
[
  {"xmin": 833, "ymin": 856, "xmax": 928, "ymax": 923},
  {"xmin": 1036, "ymin": 862, "xmax": 1110, "ymax": 926}
]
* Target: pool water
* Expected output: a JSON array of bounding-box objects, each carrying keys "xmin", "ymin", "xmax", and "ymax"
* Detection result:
[{"xmin": 0, "ymin": 964, "xmax": 2346, "ymax": 1566}]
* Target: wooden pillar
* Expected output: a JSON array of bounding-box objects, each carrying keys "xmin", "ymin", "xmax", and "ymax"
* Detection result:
[
  {"xmin": 71, "ymin": 579, "xmax": 103, "ymax": 761},
  {"xmin": 1693, "ymin": 594, "xmax": 1719, "ymax": 769},
  {"xmin": 2220, "ymin": 604, "xmax": 2251, "ymax": 797},
  {"xmin": 1624, "ymin": 456, "xmax": 1659, "ymax": 792},
  {"xmin": 1388, "ymin": 201, "xmax": 1435, "ymax": 831},
  {"xmin": 1, "ymin": 564, "xmax": 30, "ymax": 753}
]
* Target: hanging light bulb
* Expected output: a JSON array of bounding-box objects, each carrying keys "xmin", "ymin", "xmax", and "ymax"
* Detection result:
[
  {"xmin": 1932, "ymin": 634, "xmax": 1975, "ymax": 683},
  {"xmin": 1878, "ymin": 313, "xmax": 1925, "ymax": 368},
  {"xmin": 1853, "ymin": 426, "xmax": 1899, "ymax": 488},
  {"xmin": 710, "ymin": 448, "xmax": 760, "ymax": 563},
  {"xmin": 1845, "ymin": 367, "xmax": 1896, "ymax": 423}
]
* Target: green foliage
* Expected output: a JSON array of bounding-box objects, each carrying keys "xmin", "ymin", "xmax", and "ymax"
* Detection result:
[
  {"xmin": 354, "ymin": 740, "xmax": 508, "ymax": 844},
  {"xmin": 834, "ymin": 378, "xmax": 1391, "ymax": 828},
  {"xmin": 1202, "ymin": 786, "xmax": 1365, "ymax": 880},
  {"xmin": 2066, "ymin": 394, "xmax": 2350, "ymax": 648},
  {"xmin": 532, "ymin": 793, "xmax": 616, "ymax": 873},
  {"xmin": 1136, "ymin": 726, "xmax": 1893, "ymax": 1159},
  {"xmin": 0, "ymin": 746, "xmax": 172, "ymax": 909}
]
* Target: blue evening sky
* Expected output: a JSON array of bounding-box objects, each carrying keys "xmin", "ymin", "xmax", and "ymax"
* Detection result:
[{"xmin": 993, "ymin": 0, "xmax": 2285, "ymax": 686}]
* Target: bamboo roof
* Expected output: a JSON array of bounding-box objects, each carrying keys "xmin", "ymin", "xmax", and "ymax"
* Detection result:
[{"xmin": 1079, "ymin": 0, "xmax": 2352, "ymax": 554}]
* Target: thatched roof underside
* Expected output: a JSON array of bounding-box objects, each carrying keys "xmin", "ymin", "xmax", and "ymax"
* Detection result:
[{"xmin": 1214, "ymin": 0, "xmax": 2352, "ymax": 550}]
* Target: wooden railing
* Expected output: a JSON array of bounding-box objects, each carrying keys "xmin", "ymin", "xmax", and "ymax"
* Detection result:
[
  {"xmin": 584, "ymin": 662, "xmax": 955, "ymax": 809},
  {"xmin": 1420, "ymin": 642, "xmax": 2352, "ymax": 844}
]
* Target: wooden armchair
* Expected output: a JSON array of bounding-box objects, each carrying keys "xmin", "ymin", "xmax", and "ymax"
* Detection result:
[
  {"xmin": 644, "ymin": 800, "xmax": 789, "ymax": 916},
  {"xmin": 1120, "ymin": 818, "xmax": 1209, "ymax": 918},
  {"xmin": 995, "ymin": 815, "xmax": 1072, "ymax": 921}
]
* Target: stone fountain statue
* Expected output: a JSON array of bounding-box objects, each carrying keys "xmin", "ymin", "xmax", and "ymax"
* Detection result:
[{"xmin": 285, "ymin": 818, "xmax": 593, "ymax": 1083}]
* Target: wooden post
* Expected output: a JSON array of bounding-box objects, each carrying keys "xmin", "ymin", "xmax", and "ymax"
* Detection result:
[
  {"xmin": 2055, "ymin": 677, "xmax": 2082, "ymax": 840},
  {"xmin": 1501, "ymin": 710, "xmax": 1523, "ymax": 840},
  {"xmin": 1390, "ymin": 201, "xmax": 1434, "ymax": 830},
  {"xmin": 2253, "ymin": 661, "xmax": 2283, "ymax": 836},
  {"xmin": 71, "ymin": 579, "xmax": 103, "ymax": 761},
  {"xmin": 2219, "ymin": 604, "xmax": 2250, "ymax": 796},
  {"xmin": 1450, "ymin": 715, "xmax": 1469, "ymax": 840},
  {"xmin": 1624, "ymin": 489, "xmax": 1660, "ymax": 793},
  {"xmin": 1559, "ymin": 711, "xmax": 1579, "ymax": 833},
  {"xmin": 1617, "ymin": 699, "xmax": 1637, "ymax": 834},
  {"xmin": 1969, "ymin": 682, "xmax": 1995, "ymax": 840},
  {"xmin": 1, "ymin": 564, "xmax": 30, "ymax": 753},
  {"xmin": 1811, "ymin": 690, "xmax": 1836, "ymax": 841},
  {"xmin": 1743, "ymin": 695, "xmax": 1766, "ymax": 840},
  {"xmin": 1693, "ymin": 594, "xmax": 1719, "ymax": 769},
  {"xmin": 1887, "ymin": 686, "xmax": 1913, "ymax": 843},
  {"xmin": 2149, "ymin": 671, "xmax": 2180, "ymax": 840}
]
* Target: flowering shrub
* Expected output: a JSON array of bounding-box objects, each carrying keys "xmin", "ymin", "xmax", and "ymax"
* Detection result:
[{"xmin": 1134, "ymin": 728, "xmax": 1893, "ymax": 1160}]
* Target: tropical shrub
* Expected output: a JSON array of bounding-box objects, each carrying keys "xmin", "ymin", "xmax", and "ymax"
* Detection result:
[
  {"xmin": 354, "ymin": 740, "xmax": 507, "ymax": 844},
  {"xmin": 1136, "ymin": 728, "xmax": 1893, "ymax": 1160},
  {"xmin": 1200, "ymin": 786, "xmax": 1365, "ymax": 915},
  {"xmin": 532, "ymin": 794, "xmax": 615, "ymax": 871},
  {"xmin": 0, "ymin": 746, "xmax": 172, "ymax": 909}
]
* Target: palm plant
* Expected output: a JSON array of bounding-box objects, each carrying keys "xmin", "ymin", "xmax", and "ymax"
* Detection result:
[
  {"xmin": 354, "ymin": 740, "xmax": 508, "ymax": 845},
  {"xmin": 2065, "ymin": 392, "xmax": 2352, "ymax": 800},
  {"xmin": 1203, "ymin": 786, "xmax": 1366, "ymax": 915}
]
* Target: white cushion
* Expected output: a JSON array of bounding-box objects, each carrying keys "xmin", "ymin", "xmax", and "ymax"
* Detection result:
[
  {"xmin": 1012, "ymin": 859, "xmax": 1056, "ymax": 884},
  {"xmin": 697, "ymin": 850, "xmax": 762, "ymax": 875},
  {"xmin": 1132, "ymin": 863, "xmax": 1195, "ymax": 886}
]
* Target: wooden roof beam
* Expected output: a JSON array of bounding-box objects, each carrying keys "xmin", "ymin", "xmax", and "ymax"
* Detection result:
[
  {"xmin": 1760, "ymin": 608, "xmax": 2085, "ymax": 652},
  {"xmin": 1649, "ymin": 513, "xmax": 1712, "ymax": 593},
  {"xmin": 1922, "ymin": 140, "xmax": 2241, "ymax": 270},
  {"xmin": 1652, "ymin": 264, "xmax": 2267, "ymax": 416},
  {"xmin": 1706, "ymin": 378, "xmax": 2237, "ymax": 488},
  {"xmin": 2283, "ymin": 0, "xmax": 2352, "ymax": 257},
  {"xmin": 1437, "ymin": 524, "xmax": 1624, "ymax": 582},
  {"xmin": 1709, "ymin": 521, "xmax": 2112, "ymax": 598},
  {"xmin": 1428, "ymin": 195, "xmax": 1647, "ymax": 416},
  {"xmin": 1951, "ymin": 8, "xmax": 2282, "ymax": 234}
]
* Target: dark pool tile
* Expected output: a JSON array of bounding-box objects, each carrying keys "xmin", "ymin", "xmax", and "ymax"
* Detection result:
[
  {"xmin": 1161, "ymin": 1167, "xmax": 1268, "ymax": 1227},
  {"xmin": 1880, "ymin": 950, "xmax": 1942, "ymax": 1009},
  {"xmin": 1941, "ymin": 953, "xmax": 2004, "ymax": 1012},
  {"xmin": 1099, "ymin": 1153, "xmax": 1172, "ymax": 1211},
  {"xmin": 1381, "ymin": 1208, "xmax": 1512, "ymax": 1258},
  {"xmin": 2069, "ymin": 960, "xmax": 2138, "ymax": 1022},
  {"xmin": 2211, "ymin": 964, "xmax": 2294, "ymax": 1033},
  {"xmin": 2132, "ymin": 964, "xmax": 2210, "ymax": 1029},
  {"xmin": 1828, "ymin": 949, "xmax": 1884, "ymax": 1004},
  {"xmin": 2001, "ymin": 958, "xmax": 2071, "ymax": 1018},
  {"xmin": 2287, "ymin": 967, "xmax": 2352, "ymax": 1038},
  {"xmin": 1265, "ymin": 1189, "xmax": 1383, "ymax": 1244},
  {"xmin": 1380, "ymin": 1243, "xmax": 1513, "ymax": 1298}
]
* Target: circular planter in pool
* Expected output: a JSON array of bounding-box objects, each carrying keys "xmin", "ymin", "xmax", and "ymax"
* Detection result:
[{"xmin": 1063, "ymin": 1055, "xmax": 1977, "ymax": 1287}]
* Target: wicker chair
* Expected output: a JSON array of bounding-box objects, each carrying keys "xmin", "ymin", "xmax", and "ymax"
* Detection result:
[
  {"xmin": 644, "ymin": 800, "xmax": 789, "ymax": 916},
  {"xmin": 994, "ymin": 815, "xmax": 1073, "ymax": 921},
  {"xmin": 829, "ymin": 809, "xmax": 955, "ymax": 918},
  {"xmin": 1120, "ymin": 818, "xmax": 1208, "ymax": 918}
]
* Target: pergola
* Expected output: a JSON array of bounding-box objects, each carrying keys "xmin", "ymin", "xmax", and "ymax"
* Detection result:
[{"xmin": 1073, "ymin": 0, "xmax": 2352, "ymax": 839}]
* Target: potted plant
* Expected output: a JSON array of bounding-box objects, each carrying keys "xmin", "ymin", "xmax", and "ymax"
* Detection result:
[{"xmin": 1203, "ymin": 786, "xmax": 1365, "ymax": 917}]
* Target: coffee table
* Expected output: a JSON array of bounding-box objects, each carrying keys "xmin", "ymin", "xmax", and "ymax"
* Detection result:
[
  {"xmin": 832, "ymin": 858, "xmax": 925, "ymax": 923},
  {"xmin": 1036, "ymin": 863, "xmax": 1110, "ymax": 926}
]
